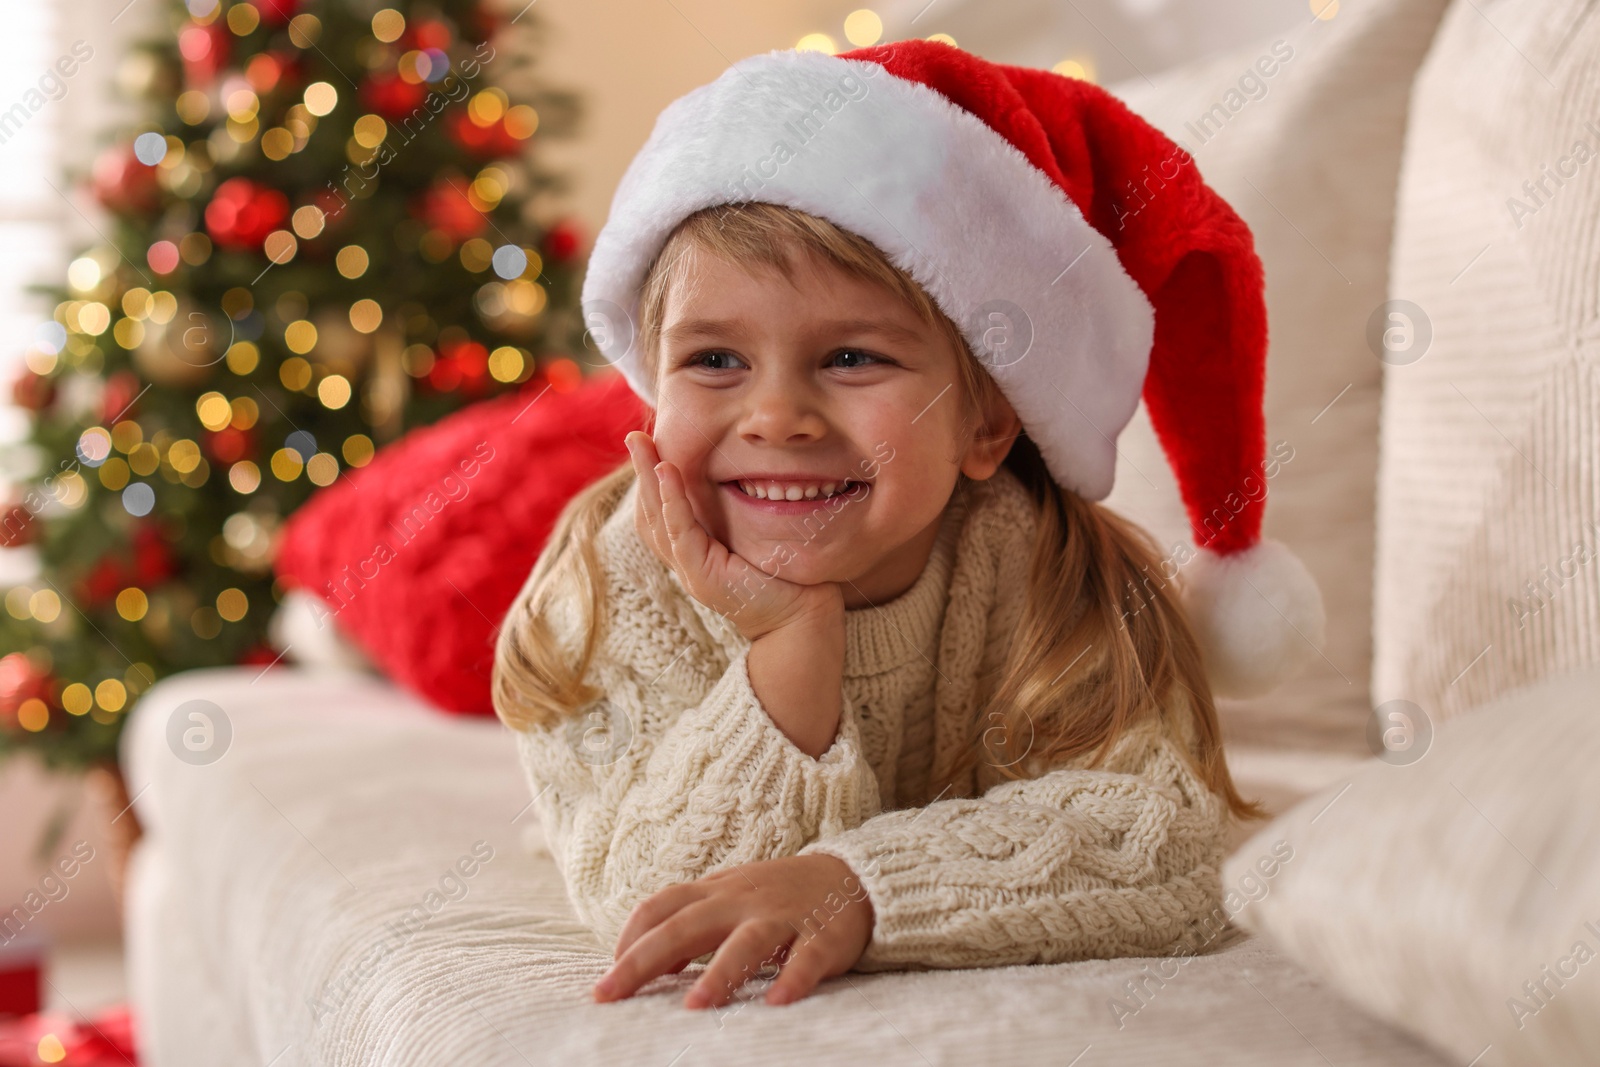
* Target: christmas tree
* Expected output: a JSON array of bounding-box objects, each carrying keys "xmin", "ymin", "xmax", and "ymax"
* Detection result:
[{"xmin": 1, "ymin": 0, "xmax": 584, "ymax": 774}]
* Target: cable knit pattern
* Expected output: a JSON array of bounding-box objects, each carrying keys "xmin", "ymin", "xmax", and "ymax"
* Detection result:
[{"xmin": 510, "ymin": 465, "xmax": 1231, "ymax": 970}]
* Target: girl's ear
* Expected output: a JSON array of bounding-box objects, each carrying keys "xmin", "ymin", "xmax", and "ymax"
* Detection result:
[{"xmin": 959, "ymin": 392, "xmax": 1022, "ymax": 481}]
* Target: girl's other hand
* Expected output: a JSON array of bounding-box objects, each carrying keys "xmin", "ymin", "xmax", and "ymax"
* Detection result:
[
  {"xmin": 626, "ymin": 430, "xmax": 843, "ymax": 641},
  {"xmin": 591, "ymin": 853, "xmax": 874, "ymax": 1009}
]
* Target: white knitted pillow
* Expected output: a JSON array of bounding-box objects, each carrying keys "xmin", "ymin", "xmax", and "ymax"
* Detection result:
[
  {"xmin": 1223, "ymin": 663, "xmax": 1600, "ymax": 1067},
  {"xmin": 1372, "ymin": 0, "xmax": 1600, "ymax": 722},
  {"xmin": 1106, "ymin": 0, "xmax": 1450, "ymax": 754}
]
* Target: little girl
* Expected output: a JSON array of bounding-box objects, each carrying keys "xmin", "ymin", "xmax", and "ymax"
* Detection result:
[{"xmin": 492, "ymin": 40, "xmax": 1324, "ymax": 1012}]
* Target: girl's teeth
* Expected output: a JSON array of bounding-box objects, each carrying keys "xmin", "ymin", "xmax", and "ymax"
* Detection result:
[{"xmin": 736, "ymin": 480, "xmax": 854, "ymax": 500}]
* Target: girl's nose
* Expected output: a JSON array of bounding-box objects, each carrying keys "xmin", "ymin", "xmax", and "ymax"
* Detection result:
[{"xmin": 736, "ymin": 374, "xmax": 828, "ymax": 444}]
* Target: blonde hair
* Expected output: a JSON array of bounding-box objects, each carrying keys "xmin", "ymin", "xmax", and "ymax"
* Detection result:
[{"xmin": 492, "ymin": 202, "xmax": 1264, "ymax": 823}]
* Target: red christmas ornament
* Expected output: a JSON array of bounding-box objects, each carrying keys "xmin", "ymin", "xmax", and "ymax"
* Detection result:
[
  {"xmin": 444, "ymin": 111, "xmax": 521, "ymax": 158},
  {"xmin": 0, "ymin": 504, "xmax": 37, "ymax": 549},
  {"xmin": 9, "ymin": 368, "xmax": 56, "ymax": 413},
  {"xmin": 75, "ymin": 522, "xmax": 178, "ymax": 608},
  {"xmin": 237, "ymin": 642, "xmax": 283, "ymax": 667},
  {"xmin": 0, "ymin": 1004, "xmax": 137, "ymax": 1066},
  {"xmin": 179, "ymin": 21, "xmax": 230, "ymax": 86},
  {"xmin": 203, "ymin": 424, "xmax": 256, "ymax": 466},
  {"xmin": 133, "ymin": 521, "xmax": 179, "ymax": 587},
  {"xmin": 545, "ymin": 356, "xmax": 583, "ymax": 393},
  {"xmin": 408, "ymin": 19, "xmax": 454, "ymax": 50},
  {"xmin": 359, "ymin": 72, "xmax": 427, "ymax": 120},
  {"xmin": 467, "ymin": 6, "xmax": 502, "ymax": 42},
  {"xmin": 451, "ymin": 339, "xmax": 490, "ymax": 396},
  {"xmin": 424, "ymin": 352, "xmax": 459, "ymax": 393},
  {"xmin": 411, "ymin": 178, "xmax": 486, "ymax": 242},
  {"xmin": 91, "ymin": 143, "xmax": 161, "ymax": 216},
  {"xmin": 245, "ymin": 53, "xmax": 283, "ymax": 93},
  {"xmin": 543, "ymin": 218, "xmax": 582, "ymax": 263},
  {"xmin": 419, "ymin": 339, "xmax": 492, "ymax": 396},
  {"xmin": 257, "ymin": 0, "xmax": 299, "ymax": 26},
  {"xmin": 0, "ymin": 653, "xmax": 55, "ymax": 717},
  {"xmin": 101, "ymin": 370, "xmax": 142, "ymax": 425},
  {"xmin": 205, "ymin": 177, "xmax": 290, "ymax": 251},
  {"xmin": 79, "ymin": 557, "xmax": 126, "ymax": 608}
]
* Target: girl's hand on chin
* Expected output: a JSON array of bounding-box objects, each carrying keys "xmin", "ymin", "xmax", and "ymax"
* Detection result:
[{"xmin": 626, "ymin": 431, "xmax": 843, "ymax": 641}]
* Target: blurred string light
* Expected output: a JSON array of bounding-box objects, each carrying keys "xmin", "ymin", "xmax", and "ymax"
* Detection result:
[
  {"xmin": 1311, "ymin": 0, "xmax": 1339, "ymax": 19},
  {"xmin": 285, "ymin": 429, "xmax": 316, "ymax": 460},
  {"xmin": 927, "ymin": 33, "xmax": 957, "ymax": 46},
  {"xmin": 1051, "ymin": 57, "xmax": 1096, "ymax": 82},
  {"xmin": 35, "ymin": 321, "xmax": 67, "ymax": 354},
  {"xmin": 133, "ymin": 131, "xmax": 168, "ymax": 165},
  {"xmin": 796, "ymin": 33, "xmax": 837, "ymax": 54},
  {"xmin": 122, "ymin": 482, "xmax": 155, "ymax": 517},
  {"xmin": 77, "ymin": 427, "xmax": 112, "ymax": 466},
  {"xmin": 227, "ymin": 2, "xmax": 260, "ymax": 35},
  {"xmin": 843, "ymin": 9, "xmax": 882, "ymax": 47},
  {"xmin": 304, "ymin": 81, "xmax": 337, "ymax": 117},
  {"xmin": 349, "ymin": 298, "xmax": 382, "ymax": 332},
  {"xmin": 492, "ymin": 244, "xmax": 527, "ymax": 279},
  {"xmin": 336, "ymin": 245, "xmax": 369, "ymax": 278},
  {"xmin": 372, "ymin": 8, "xmax": 405, "ymax": 42},
  {"xmin": 421, "ymin": 48, "xmax": 450, "ymax": 81},
  {"xmin": 67, "ymin": 257, "xmax": 102, "ymax": 291}
]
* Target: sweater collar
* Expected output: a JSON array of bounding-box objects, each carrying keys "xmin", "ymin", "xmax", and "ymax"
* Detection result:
[{"xmin": 837, "ymin": 494, "xmax": 966, "ymax": 677}]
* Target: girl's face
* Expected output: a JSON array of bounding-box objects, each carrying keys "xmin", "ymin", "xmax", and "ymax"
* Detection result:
[{"xmin": 651, "ymin": 245, "xmax": 1017, "ymax": 607}]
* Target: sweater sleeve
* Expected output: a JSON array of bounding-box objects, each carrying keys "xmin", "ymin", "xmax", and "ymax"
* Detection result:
[
  {"xmin": 795, "ymin": 716, "xmax": 1230, "ymax": 972},
  {"xmin": 513, "ymin": 644, "xmax": 884, "ymax": 953}
]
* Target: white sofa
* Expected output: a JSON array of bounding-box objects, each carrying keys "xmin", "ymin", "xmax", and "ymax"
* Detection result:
[
  {"xmin": 121, "ymin": 0, "xmax": 1600, "ymax": 1061},
  {"xmin": 121, "ymin": 664, "xmax": 1451, "ymax": 1066}
]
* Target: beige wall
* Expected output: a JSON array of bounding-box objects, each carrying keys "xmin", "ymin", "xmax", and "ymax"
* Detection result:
[
  {"xmin": 522, "ymin": 0, "xmax": 1307, "ymax": 240},
  {"xmin": 530, "ymin": 0, "xmax": 844, "ymax": 238}
]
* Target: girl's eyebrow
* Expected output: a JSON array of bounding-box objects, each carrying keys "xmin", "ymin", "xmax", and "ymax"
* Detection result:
[
  {"xmin": 661, "ymin": 317, "xmax": 925, "ymax": 345},
  {"xmin": 661, "ymin": 317, "xmax": 747, "ymax": 343}
]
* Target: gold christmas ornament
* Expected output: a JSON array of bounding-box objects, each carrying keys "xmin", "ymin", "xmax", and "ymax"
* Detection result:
[
  {"xmin": 133, "ymin": 297, "xmax": 220, "ymax": 386},
  {"xmin": 311, "ymin": 306, "xmax": 373, "ymax": 379}
]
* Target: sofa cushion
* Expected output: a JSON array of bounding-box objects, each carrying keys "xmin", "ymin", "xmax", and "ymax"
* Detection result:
[
  {"xmin": 1371, "ymin": 0, "xmax": 1600, "ymax": 721},
  {"xmin": 1105, "ymin": 0, "xmax": 1450, "ymax": 752},
  {"xmin": 1224, "ymin": 663, "xmax": 1600, "ymax": 1066},
  {"xmin": 273, "ymin": 371, "xmax": 646, "ymax": 715}
]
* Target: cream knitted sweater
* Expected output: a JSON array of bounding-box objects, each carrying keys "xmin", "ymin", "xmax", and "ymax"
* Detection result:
[{"xmin": 510, "ymin": 465, "xmax": 1232, "ymax": 972}]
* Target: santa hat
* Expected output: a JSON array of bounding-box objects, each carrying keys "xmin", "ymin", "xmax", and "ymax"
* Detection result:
[{"xmin": 580, "ymin": 39, "xmax": 1325, "ymax": 699}]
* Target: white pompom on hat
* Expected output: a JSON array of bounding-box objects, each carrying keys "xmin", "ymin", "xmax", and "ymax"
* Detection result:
[{"xmin": 579, "ymin": 39, "xmax": 1325, "ymax": 698}]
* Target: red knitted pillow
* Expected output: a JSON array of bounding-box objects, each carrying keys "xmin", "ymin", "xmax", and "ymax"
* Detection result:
[{"xmin": 274, "ymin": 371, "xmax": 647, "ymax": 715}]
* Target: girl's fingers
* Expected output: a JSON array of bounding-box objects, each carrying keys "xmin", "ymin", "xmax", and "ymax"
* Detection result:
[
  {"xmin": 763, "ymin": 933, "xmax": 832, "ymax": 1006},
  {"xmin": 688, "ymin": 920, "xmax": 792, "ymax": 1010},
  {"xmin": 627, "ymin": 433, "xmax": 671, "ymax": 561},
  {"xmin": 599, "ymin": 900, "xmax": 732, "ymax": 1003},
  {"xmin": 655, "ymin": 461, "xmax": 699, "ymax": 545},
  {"xmin": 655, "ymin": 461, "xmax": 722, "ymax": 592},
  {"xmin": 612, "ymin": 881, "xmax": 701, "ymax": 961},
  {"xmin": 626, "ymin": 434, "xmax": 755, "ymax": 617}
]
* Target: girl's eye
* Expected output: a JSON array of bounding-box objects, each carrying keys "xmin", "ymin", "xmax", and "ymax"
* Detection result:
[
  {"xmin": 691, "ymin": 349, "xmax": 744, "ymax": 370},
  {"xmin": 830, "ymin": 348, "xmax": 881, "ymax": 369}
]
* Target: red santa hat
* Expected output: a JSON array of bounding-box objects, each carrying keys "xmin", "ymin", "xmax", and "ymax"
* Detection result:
[{"xmin": 580, "ymin": 39, "xmax": 1325, "ymax": 699}]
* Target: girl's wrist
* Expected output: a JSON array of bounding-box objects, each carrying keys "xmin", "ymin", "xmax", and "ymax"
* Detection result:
[
  {"xmin": 737, "ymin": 585, "xmax": 845, "ymax": 643},
  {"xmin": 747, "ymin": 608, "xmax": 846, "ymax": 759}
]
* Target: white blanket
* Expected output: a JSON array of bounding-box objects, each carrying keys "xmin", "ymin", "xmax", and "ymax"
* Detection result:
[{"xmin": 121, "ymin": 665, "xmax": 1448, "ymax": 1066}]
